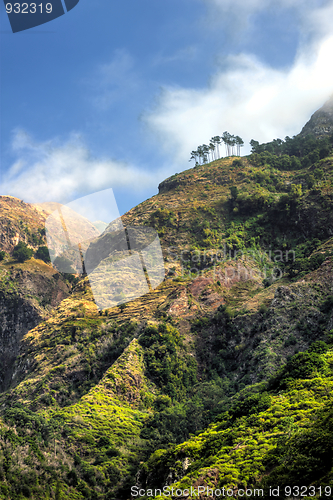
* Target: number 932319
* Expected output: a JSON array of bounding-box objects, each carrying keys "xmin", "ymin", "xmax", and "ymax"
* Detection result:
[{"xmin": 5, "ymin": 3, "xmax": 53, "ymax": 13}]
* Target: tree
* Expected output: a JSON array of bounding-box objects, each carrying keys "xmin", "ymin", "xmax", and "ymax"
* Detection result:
[
  {"xmin": 230, "ymin": 186, "xmax": 238, "ymax": 200},
  {"xmin": 202, "ymin": 144, "xmax": 210, "ymax": 163},
  {"xmin": 119, "ymin": 303, "xmax": 127, "ymax": 313},
  {"xmin": 290, "ymin": 184, "xmax": 302, "ymax": 199},
  {"xmin": 13, "ymin": 242, "xmax": 33, "ymax": 263},
  {"xmin": 235, "ymin": 136, "xmax": 244, "ymax": 156},
  {"xmin": 197, "ymin": 145, "xmax": 205, "ymax": 165},
  {"xmin": 0, "ymin": 251, "xmax": 6, "ymax": 261},
  {"xmin": 222, "ymin": 131, "xmax": 232, "ymax": 156},
  {"xmin": 209, "ymin": 141, "xmax": 216, "ymax": 161},
  {"xmin": 212, "ymin": 136, "xmax": 221, "ymax": 159},
  {"xmin": 250, "ymin": 139, "xmax": 260, "ymax": 153},
  {"xmin": 229, "ymin": 135, "xmax": 236, "ymax": 155},
  {"xmin": 272, "ymin": 138, "xmax": 283, "ymax": 156},
  {"xmin": 189, "ymin": 150, "xmax": 199, "ymax": 166},
  {"xmin": 35, "ymin": 246, "xmax": 51, "ymax": 263}
]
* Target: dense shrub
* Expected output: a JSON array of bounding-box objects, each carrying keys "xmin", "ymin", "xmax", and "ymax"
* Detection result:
[
  {"xmin": 35, "ymin": 245, "xmax": 51, "ymax": 263},
  {"xmin": 12, "ymin": 241, "xmax": 33, "ymax": 262},
  {"xmin": 139, "ymin": 323, "xmax": 197, "ymax": 400}
]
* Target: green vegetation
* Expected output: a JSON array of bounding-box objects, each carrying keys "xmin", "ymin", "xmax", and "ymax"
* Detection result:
[
  {"xmin": 139, "ymin": 322, "xmax": 197, "ymax": 400},
  {"xmin": 12, "ymin": 241, "xmax": 33, "ymax": 262},
  {"xmin": 0, "ymin": 122, "xmax": 333, "ymax": 498},
  {"xmin": 139, "ymin": 341, "xmax": 333, "ymax": 500},
  {"xmin": 34, "ymin": 245, "xmax": 51, "ymax": 263}
]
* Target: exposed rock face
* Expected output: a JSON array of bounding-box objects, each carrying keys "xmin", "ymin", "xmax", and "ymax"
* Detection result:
[
  {"xmin": 0, "ymin": 197, "xmax": 73, "ymax": 392},
  {"xmin": 0, "ymin": 293, "xmax": 42, "ymax": 391},
  {"xmin": 0, "ymin": 266, "xmax": 70, "ymax": 392},
  {"xmin": 0, "ymin": 196, "xmax": 48, "ymax": 254},
  {"xmin": 158, "ymin": 176, "xmax": 181, "ymax": 194},
  {"xmin": 299, "ymin": 94, "xmax": 333, "ymax": 137}
]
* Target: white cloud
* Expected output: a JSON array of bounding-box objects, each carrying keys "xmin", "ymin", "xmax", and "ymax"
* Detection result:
[
  {"xmin": 202, "ymin": 0, "xmax": 325, "ymax": 25},
  {"xmin": 144, "ymin": 30, "xmax": 333, "ymax": 161},
  {"xmin": 152, "ymin": 46, "xmax": 199, "ymax": 66},
  {"xmin": 2, "ymin": 131, "xmax": 160, "ymax": 204}
]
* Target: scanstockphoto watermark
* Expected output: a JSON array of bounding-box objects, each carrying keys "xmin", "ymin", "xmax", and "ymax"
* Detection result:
[
  {"xmin": 166, "ymin": 245, "xmax": 292, "ymax": 283},
  {"xmin": 181, "ymin": 263, "xmax": 283, "ymax": 283},
  {"xmin": 131, "ymin": 485, "xmax": 264, "ymax": 497},
  {"xmin": 5, "ymin": 0, "xmax": 81, "ymax": 33},
  {"xmin": 167, "ymin": 245, "xmax": 296, "ymax": 266},
  {"xmin": 131, "ymin": 485, "xmax": 333, "ymax": 497}
]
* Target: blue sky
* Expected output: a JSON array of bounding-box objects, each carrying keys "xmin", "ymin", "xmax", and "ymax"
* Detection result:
[{"xmin": 1, "ymin": 0, "xmax": 333, "ymax": 218}]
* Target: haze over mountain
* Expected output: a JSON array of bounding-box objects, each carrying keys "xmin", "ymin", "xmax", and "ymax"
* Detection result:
[{"xmin": 300, "ymin": 94, "xmax": 333, "ymax": 138}]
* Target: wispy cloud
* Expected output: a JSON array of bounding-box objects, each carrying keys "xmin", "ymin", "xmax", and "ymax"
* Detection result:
[
  {"xmin": 153, "ymin": 46, "xmax": 199, "ymax": 66},
  {"xmin": 83, "ymin": 49, "xmax": 140, "ymax": 111},
  {"xmin": 202, "ymin": 0, "xmax": 326, "ymax": 28},
  {"xmin": 1, "ymin": 130, "xmax": 160, "ymax": 204}
]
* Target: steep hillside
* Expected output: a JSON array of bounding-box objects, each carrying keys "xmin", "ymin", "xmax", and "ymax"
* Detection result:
[
  {"xmin": 0, "ymin": 198, "xmax": 75, "ymax": 394},
  {"xmin": 0, "ymin": 196, "xmax": 47, "ymax": 253},
  {"xmin": 0, "ymin": 119, "xmax": 333, "ymax": 498}
]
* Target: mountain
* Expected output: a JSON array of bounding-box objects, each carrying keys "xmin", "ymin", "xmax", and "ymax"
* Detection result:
[
  {"xmin": 0, "ymin": 197, "xmax": 73, "ymax": 394},
  {"xmin": 0, "ymin": 108, "xmax": 332, "ymax": 499},
  {"xmin": 299, "ymin": 94, "xmax": 333, "ymax": 138}
]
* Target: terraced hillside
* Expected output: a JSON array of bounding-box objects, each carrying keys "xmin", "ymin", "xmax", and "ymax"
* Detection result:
[{"xmin": 0, "ymin": 124, "xmax": 332, "ymax": 499}]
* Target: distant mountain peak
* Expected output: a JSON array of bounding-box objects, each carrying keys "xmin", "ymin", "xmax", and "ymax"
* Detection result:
[{"xmin": 299, "ymin": 93, "xmax": 333, "ymax": 137}]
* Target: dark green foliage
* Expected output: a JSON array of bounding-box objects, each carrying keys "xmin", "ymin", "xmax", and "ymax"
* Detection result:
[
  {"xmin": 269, "ymin": 351, "xmax": 328, "ymax": 390},
  {"xmin": 140, "ymin": 341, "xmax": 333, "ymax": 497},
  {"xmin": 34, "ymin": 245, "xmax": 51, "ymax": 263},
  {"xmin": 259, "ymin": 304, "xmax": 268, "ymax": 314},
  {"xmin": 141, "ymin": 381, "xmax": 229, "ymax": 453},
  {"xmin": 308, "ymin": 340, "xmax": 329, "ymax": 354},
  {"xmin": 284, "ymin": 238, "xmax": 324, "ymax": 278},
  {"xmin": 286, "ymin": 352, "xmax": 326, "ymax": 379},
  {"xmin": 250, "ymin": 133, "xmax": 332, "ymax": 161},
  {"xmin": 321, "ymin": 295, "xmax": 333, "ymax": 313},
  {"xmin": 249, "ymin": 139, "xmax": 331, "ymax": 172},
  {"xmin": 0, "ymin": 250, "xmax": 6, "ymax": 261},
  {"xmin": 64, "ymin": 273, "xmax": 80, "ymax": 286},
  {"xmin": 139, "ymin": 323, "xmax": 197, "ymax": 400},
  {"xmin": 150, "ymin": 208, "xmax": 176, "ymax": 229},
  {"xmin": 230, "ymin": 392, "xmax": 272, "ymax": 419},
  {"xmin": 12, "ymin": 241, "xmax": 33, "ymax": 262},
  {"xmin": 284, "ymin": 335, "xmax": 297, "ymax": 347},
  {"xmin": 229, "ymin": 186, "xmax": 238, "ymax": 200},
  {"xmin": 262, "ymin": 401, "xmax": 333, "ymax": 491}
]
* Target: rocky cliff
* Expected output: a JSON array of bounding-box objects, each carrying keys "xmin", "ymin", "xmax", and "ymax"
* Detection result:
[
  {"xmin": 0, "ymin": 197, "xmax": 72, "ymax": 392},
  {"xmin": 299, "ymin": 94, "xmax": 333, "ymax": 138}
]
